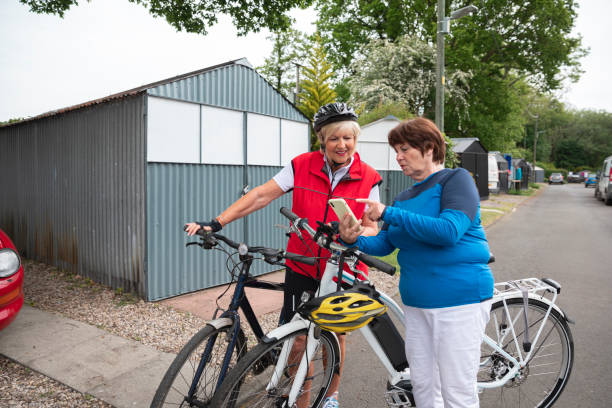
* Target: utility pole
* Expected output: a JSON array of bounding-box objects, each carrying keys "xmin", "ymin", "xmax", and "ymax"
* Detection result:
[
  {"xmin": 293, "ymin": 62, "xmax": 302, "ymax": 105},
  {"xmin": 435, "ymin": 3, "xmax": 478, "ymax": 133},
  {"xmin": 533, "ymin": 114, "xmax": 539, "ymax": 182},
  {"xmin": 435, "ymin": 0, "xmax": 446, "ymax": 132}
]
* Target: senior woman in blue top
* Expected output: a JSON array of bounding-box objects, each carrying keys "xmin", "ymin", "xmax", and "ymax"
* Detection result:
[{"xmin": 339, "ymin": 117, "xmax": 493, "ymax": 408}]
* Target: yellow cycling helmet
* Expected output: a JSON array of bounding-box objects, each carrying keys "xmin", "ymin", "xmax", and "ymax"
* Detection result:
[{"xmin": 298, "ymin": 283, "xmax": 388, "ymax": 333}]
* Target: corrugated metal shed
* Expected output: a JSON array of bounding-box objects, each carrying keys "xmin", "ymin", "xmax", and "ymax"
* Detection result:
[
  {"xmin": 0, "ymin": 95, "xmax": 147, "ymax": 294},
  {"xmin": 0, "ymin": 58, "xmax": 310, "ymax": 300}
]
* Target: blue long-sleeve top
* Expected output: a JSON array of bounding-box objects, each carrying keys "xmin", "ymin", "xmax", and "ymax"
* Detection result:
[{"xmin": 354, "ymin": 168, "xmax": 493, "ymax": 308}]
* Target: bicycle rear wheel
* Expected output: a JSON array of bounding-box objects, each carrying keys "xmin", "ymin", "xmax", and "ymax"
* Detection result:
[
  {"xmin": 151, "ymin": 322, "xmax": 246, "ymax": 407},
  {"xmin": 478, "ymin": 297, "xmax": 574, "ymax": 408},
  {"xmin": 211, "ymin": 328, "xmax": 340, "ymax": 408}
]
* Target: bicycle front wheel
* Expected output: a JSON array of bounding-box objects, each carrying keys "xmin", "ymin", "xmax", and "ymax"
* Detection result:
[
  {"xmin": 211, "ymin": 328, "xmax": 340, "ymax": 408},
  {"xmin": 478, "ymin": 297, "xmax": 574, "ymax": 408},
  {"xmin": 151, "ymin": 322, "xmax": 246, "ymax": 407}
]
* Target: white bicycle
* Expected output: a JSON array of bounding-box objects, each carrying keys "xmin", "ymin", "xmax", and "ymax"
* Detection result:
[{"xmin": 211, "ymin": 207, "xmax": 575, "ymax": 408}]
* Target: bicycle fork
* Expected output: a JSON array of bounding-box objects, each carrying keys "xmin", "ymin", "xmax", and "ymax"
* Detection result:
[
  {"xmin": 187, "ymin": 313, "xmax": 240, "ymax": 401},
  {"xmin": 266, "ymin": 324, "xmax": 322, "ymax": 407}
]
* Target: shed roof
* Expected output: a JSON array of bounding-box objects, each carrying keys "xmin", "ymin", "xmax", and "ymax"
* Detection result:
[
  {"xmin": 2, "ymin": 57, "xmax": 307, "ymax": 128},
  {"xmin": 449, "ymin": 137, "xmax": 487, "ymax": 154}
]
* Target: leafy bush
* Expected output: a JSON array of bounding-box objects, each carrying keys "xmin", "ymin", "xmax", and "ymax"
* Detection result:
[{"xmin": 357, "ymin": 103, "xmax": 414, "ymax": 126}]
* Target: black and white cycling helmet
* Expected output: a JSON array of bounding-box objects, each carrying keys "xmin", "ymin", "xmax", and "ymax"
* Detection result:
[{"xmin": 313, "ymin": 102, "xmax": 358, "ymax": 133}]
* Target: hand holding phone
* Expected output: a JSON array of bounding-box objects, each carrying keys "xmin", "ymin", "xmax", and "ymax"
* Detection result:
[{"xmin": 328, "ymin": 198, "xmax": 359, "ymax": 227}]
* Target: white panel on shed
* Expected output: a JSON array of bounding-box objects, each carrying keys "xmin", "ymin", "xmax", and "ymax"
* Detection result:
[
  {"xmin": 147, "ymin": 96, "xmax": 199, "ymax": 163},
  {"xmin": 388, "ymin": 145, "xmax": 402, "ymax": 171},
  {"xmin": 359, "ymin": 118, "xmax": 400, "ymax": 143},
  {"xmin": 281, "ymin": 120, "xmax": 309, "ymax": 166},
  {"xmin": 201, "ymin": 106, "xmax": 244, "ymax": 165},
  {"xmin": 247, "ymin": 113, "xmax": 280, "ymax": 166},
  {"xmin": 357, "ymin": 142, "xmax": 390, "ymax": 170}
]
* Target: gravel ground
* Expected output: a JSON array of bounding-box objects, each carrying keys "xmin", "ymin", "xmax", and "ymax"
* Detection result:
[
  {"xmin": 0, "ymin": 355, "xmax": 112, "ymax": 407},
  {"xmin": 2, "ymin": 189, "xmax": 536, "ymax": 407}
]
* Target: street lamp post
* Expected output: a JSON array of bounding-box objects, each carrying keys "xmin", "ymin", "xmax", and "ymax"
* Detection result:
[
  {"xmin": 435, "ymin": 2, "xmax": 478, "ymax": 132},
  {"xmin": 526, "ymin": 110, "xmax": 543, "ymax": 182},
  {"xmin": 533, "ymin": 114, "xmax": 538, "ymax": 181}
]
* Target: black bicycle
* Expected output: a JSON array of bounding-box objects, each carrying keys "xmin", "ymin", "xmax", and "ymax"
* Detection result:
[{"xmin": 150, "ymin": 229, "xmax": 315, "ymax": 407}]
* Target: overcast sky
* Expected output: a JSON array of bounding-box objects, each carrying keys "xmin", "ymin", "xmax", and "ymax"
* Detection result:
[{"xmin": 0, "ymin": 0, "xmax": 609, "ymax": 122}]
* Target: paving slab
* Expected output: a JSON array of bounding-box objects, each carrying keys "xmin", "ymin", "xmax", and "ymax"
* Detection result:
[{"xmin": 161, "ymin": 269, "xmax": 285, "ymax": 320}]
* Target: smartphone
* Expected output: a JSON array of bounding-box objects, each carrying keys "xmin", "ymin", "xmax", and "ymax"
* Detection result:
[{"xmin": 328, "ymin": 198, "xmax": 359, "ymax": 227}]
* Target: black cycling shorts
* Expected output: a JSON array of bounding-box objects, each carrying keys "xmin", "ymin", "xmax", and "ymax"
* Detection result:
[{"xmin": 279, "ymin": 268, "xmax": 320, "ymax": 324}]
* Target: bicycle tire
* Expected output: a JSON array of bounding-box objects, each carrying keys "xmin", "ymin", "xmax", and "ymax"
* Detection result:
[
  {"xmin": 150, "ymin": 322, "xmax": 247, "ymax": 407},
  {"xmin": 211, "ymin": 328, "xmax": 340, "ymax": 408},
  {"xmin": 478, "ymin": 297, "xmax": 574, "ymax": 408}
]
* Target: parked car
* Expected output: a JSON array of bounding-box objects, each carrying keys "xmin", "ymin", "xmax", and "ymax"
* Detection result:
[
  {"xmin": 585, "ymin": 173, "xmax": 598, "ymax": 188},
  {"xmin": 0, "ymin": 228, "xmax": 24, "ymax": 330},
  {"xmin": 567, "ymin": 172, "xmax": 581, "ymax": 183},
  {"xmin": 549, "ymin": 173, "xmax": 564, "ymax": 185},
  {"xmin": 595, "ymin": 155, "xmax": 612, "ymax": 205},
  {"xmin": 579, "ymin": 171, "xmax": 589, "ymax": 183}
]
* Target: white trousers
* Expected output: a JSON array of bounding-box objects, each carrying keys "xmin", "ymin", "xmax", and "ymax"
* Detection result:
[{"xmin": 402, "ymin": 301, "xmax": 492, "ymax": 408}]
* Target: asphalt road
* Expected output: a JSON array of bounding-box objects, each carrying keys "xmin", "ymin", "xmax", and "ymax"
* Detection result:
[{"xmin": 340, "ymin": 183, "xmax": 612, "ymax": 407}]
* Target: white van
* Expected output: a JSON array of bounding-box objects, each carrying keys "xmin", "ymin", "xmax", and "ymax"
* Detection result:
[
  {"xmin": 595, "ymin": 155, "xmax": 612, "ymax": 205},
  {"xmin": 488, "ymin": 153, "xmax": 499, "ymax": 193}
]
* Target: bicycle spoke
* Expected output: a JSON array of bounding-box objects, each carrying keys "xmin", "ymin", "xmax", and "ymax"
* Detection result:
[{"xmin": 479, "ymin": 298, "xmax": 573, "ymax": 408}]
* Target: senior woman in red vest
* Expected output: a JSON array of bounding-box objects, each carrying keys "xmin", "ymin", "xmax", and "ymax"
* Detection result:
[{"xmin": 185, "ymin": 102, "xmax": 382, "ymax": 408}]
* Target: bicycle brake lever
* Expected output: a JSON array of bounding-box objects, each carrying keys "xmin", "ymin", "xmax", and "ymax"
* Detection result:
[
  {"xmin": 287, "ymin": 222, "xmax": 304, "ymax": 240},
  {"xmin": 186, "ymin": 242, "xmax": 200, "ymax": 247}
]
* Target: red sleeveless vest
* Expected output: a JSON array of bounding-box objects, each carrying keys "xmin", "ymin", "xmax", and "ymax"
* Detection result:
[{"xmin": 285, "ymin": 151, "xmax": 382, "ymax": 279}]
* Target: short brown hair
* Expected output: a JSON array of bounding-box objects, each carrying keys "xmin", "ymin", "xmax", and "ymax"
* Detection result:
[{"xmin": 388, "ymin": 118, "xmax": 446, "ymax": 164}]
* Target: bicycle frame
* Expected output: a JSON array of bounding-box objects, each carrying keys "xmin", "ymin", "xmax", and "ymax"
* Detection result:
[
  {"xmin": 188, "ymin": 252, "xmax": 286, "ymax": 399},
  {"xmin": 262, "ymin": 267, "xmax": 569, "ymax": 406}
]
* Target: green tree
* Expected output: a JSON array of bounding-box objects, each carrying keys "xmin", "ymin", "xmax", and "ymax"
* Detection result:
[
  {"xmin": 518, "ymin": 93, "xmax": 612, "ymax": 169},
  {"xmin": 317, "ymin": 0, "xmax": 584, "ymax": 91},
  {"xmin": 315, "ymin": 0, "xmax": 434, "ymax": 70},
  {"xmin": 347, "ymin": 35, "xmax": 471, "ymax": 122},
  {"xmin": 257, "ymin": 28, "xmax": 308, "ymax": 100},
  {"xmin": 20, "ymin": 0, "xmax": 313, "ymax": 35},
  {"xmin": 315, "ymin": 0, "xmax": 585, "ymax": 152},
  {"xmin": 296, "ymin": 35, "xmax": 337, "ymax": 150}
]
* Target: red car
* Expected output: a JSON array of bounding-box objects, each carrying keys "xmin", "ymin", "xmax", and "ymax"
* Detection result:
[{"xmin": 0, "ymin": 228, "xmax": 24, "ymax": 330}]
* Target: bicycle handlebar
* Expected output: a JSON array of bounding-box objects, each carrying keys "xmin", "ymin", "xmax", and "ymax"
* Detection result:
[
  {"xmin": 279, "ymin": 207, "xmax": 396, "ymax": 276},
  {"xmin": 193, "ymin": 228, "xmax": 315, "ymax": 266}
]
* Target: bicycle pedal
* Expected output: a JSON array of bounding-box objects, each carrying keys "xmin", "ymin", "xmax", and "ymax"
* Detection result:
[{"xmin": 385, "ymin": 380, "xmax": 415, "ymax": 407}]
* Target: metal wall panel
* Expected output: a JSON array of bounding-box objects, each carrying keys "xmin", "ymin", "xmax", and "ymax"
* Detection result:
[
  {"xmin": 246, "ymin": 166, "xmax": 292, "ymax": 272},
  {"xmin": 146, "ymin": 163, "xmax": 294, "ymax": 301},
  {"xmin": 147, "ymin": 163, "xmax": 246, "ymax": 300},
  {"xmin": 381, "ymin": 171, "xmax": 416, "ymax": 203},
  {"xmin": 0, "ymin": 95, "xmax": 147, "ymax": 295},
  {"xmin": 147, "ymin": 64, "xmax": 307, "ymax": 123}
]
